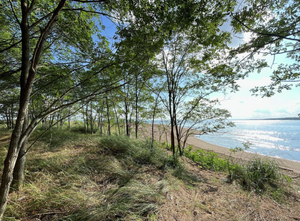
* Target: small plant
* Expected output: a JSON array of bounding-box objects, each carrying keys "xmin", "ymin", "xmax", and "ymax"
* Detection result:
[
  {"xmin": 184, "ymin": 147, "xmax": 228, "ymax": 171},
  {"xmin": 227, "ymin": 142, "xmax": 251, "ymax": 180},
  {"xmin": 183, "ymin": 142, "xmax": 291, "ymax": 199},
  {"xmin": 240, "ymin": 158, "xmax": 282, "ymax": 192}
]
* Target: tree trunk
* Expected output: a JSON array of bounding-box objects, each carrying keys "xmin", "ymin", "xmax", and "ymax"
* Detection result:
[
  {"xmin": 86, "ymin": 104, "xmax": 89, "ymax": 133},
  {"xmin": 11, "ymin": 144, "xmax": 27, "ymax": 191},
  {"xmin": 105, "ymin": 96, "xmax": 111, "ymax": 136},
  {"xmin": 83, "ymin": 109, "xmax": 87, "ymax": 133},
  {"xmin": 90, "ymin": 102, "xmax": 93, "ymax": 134},
  {"xmin": 112, "ymin": 101, "xmax": 120, "ymax": 135},
  {"xmin": 125, "ymin": 102, "xmax": 129, "ymax": 136},
  {"xmin": 151, "ymin": 93, "xmax": 160, "ymax": 149},
  {"xmin": 135, "ymin": 75, "xmax": 138, "ymax": 138},
  {"xmin": 10, "ymin": 100, "xmax": 14, "ymax": 129},
  {"xmin": 0, "ymin": 1, "xmax": 66, "ymax": 219},
  {"xmin": 11, "ymin": 112, "xmax": 28, "ymax": 191},
  {"xmin": 68, "ymin": 106, "xmax": 71, "ymax": 129}
]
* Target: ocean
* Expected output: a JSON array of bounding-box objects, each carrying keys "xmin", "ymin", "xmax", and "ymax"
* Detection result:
[{"xmin": 196, "ymin": 120, "xmax": 300, "ymax": 162}]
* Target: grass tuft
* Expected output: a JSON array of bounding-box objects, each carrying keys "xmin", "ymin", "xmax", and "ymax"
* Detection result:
[
  {"xmin": 239, "ymin": 157, "xmax": 285, "ymax": 192},
  {"xmin": 3, "ymin": 132, "xmax": 180, "ymax": 220},
  {"xmin": 183, "ymin": 145, "xmax": 290, "ymax": 198}
]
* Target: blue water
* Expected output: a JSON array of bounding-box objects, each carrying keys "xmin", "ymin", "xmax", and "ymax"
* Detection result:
[{"xmin": 196, "ymin": 120, "xmax": 300, "ymax": 162}]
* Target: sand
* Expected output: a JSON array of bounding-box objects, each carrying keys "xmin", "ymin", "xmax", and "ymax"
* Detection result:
[{"xmin": 141, "ymin": 124, "xmax": 300, "ymax": 174}]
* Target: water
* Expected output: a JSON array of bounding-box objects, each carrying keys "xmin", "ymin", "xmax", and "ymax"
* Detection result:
[{"xmin": 195, "ymin": 120, "xmax": 300, "ymax": 162}]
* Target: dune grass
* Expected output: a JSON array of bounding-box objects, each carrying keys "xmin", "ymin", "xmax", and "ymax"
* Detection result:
[
  {"xmin": 1, "ymin": 128, "xmax": 182, "ymax": 221},
  {"xmin": 0, "ymin": 125, "xmax": 296, "ymax": 220},
  {"xmin": 181, "ymin": 144, "xmax": 291, "ymax": 199}
]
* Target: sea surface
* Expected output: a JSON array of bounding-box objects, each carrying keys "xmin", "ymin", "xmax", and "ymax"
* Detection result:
[{"xmin": 195, "ymin": 120, "xmax": 300, "ymax": 162}]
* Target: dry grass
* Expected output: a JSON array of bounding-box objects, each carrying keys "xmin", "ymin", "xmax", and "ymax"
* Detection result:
[{"xmin": 0, "ymin": 127, "xmax": 299, "ymax": 221}]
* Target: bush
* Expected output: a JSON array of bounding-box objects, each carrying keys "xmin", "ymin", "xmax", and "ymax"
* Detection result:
[
  {"xmin": 183, "ymin": 146, "xmax": 289, "ymax": 196},
  {"xmin": 240, "ymin": 158, "xmax": 283, "ymax": 192},
  {"xmin": 99, "ymin": 135, "xmax": 176, "ymax": 169},
  {"xmin": 184, "ymin": 147, "xmax": 228, "ymax": 171}
]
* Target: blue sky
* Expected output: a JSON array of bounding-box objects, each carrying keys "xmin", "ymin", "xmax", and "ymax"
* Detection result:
[
  {"xmin": 101, "ymin": 14, "xmax": 300, "ymax": 120},
  {"xmin": 214, "ymin": 30, "xmax": 300, "ymax": 119}
]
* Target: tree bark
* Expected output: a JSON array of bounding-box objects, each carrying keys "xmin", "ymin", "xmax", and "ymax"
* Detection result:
[
  {"xmin": 90, "ymin": 101, "xmax": 93, "ymax": 134},
  {"xmin": 105, "ymin": 95, "xmax": 111, "ymax": 136},
  {"xmin": 11, "ymin": 111, "xmax": 28, "ymax": 191},
  {"xmin": 0, "ymin": 1, "xmax": 67, "ymax": 219},
  {"xmin": 135, "ymin": 75, "xmax": 138, "ymax": 138}
]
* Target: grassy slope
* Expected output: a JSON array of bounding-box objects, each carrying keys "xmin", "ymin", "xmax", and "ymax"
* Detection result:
[{"xmin": 0, "ymin": 128, "xmax": 300, "ymax": 221}]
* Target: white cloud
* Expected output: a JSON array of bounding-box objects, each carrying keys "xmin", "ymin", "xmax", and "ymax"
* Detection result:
[
  {"xmin": 243, "ymin": 32, "xmax": 254, "ymax": 44},
  {"xmin": 211, "ymin": 75, "xmax": 300, "ymax": 119}
]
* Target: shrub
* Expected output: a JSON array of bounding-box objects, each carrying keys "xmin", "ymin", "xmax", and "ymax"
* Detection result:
[
  {"xmin": 184, "ymin": 147, "xmax": 228, "ymax": 171},
  {"xmin": 240, "ymin": 158, "xmax": 282, "ymax": 192},
  {"xmin": 183, "ymin": 146, "xmax": 290, "ymax": 197}
]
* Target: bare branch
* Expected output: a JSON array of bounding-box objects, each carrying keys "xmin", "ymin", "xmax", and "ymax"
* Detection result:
[
  {"xmin": 231, "ymin": 12, "xmax": 300, "ymax": 43},
  {"xmin": 9, "ymin": 0, "xmax": 21, "ymax": 26},
  {"xmin": 62, "ymin": 8, "xmax": 121, "ymax": 23}
]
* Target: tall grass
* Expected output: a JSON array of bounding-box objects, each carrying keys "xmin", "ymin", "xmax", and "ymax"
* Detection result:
[
  {"xmin": 3, "ymin": 131, "xmax": 175, "ymax": 220},
  {"xmin": 182, "ymin": 145, "xmax": 290, "ymax": 197}
]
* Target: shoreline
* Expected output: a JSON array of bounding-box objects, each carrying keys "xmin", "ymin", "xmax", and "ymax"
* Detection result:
[
  {"xmin": 141, "ymin": 124, "xmax": 300, "ymax": 174},
  {"xmin": 187, "ymin": 134, "xmax": 300, "ymax": 174}
]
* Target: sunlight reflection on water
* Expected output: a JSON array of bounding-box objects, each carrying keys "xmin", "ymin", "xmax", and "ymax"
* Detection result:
[{"xmin": 196, "ymin": 120, "xmax": 300, "ymax": 162}]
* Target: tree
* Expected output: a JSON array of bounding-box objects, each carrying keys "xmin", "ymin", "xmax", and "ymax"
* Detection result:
[
  {"xmin": 1, "ymin": 0, "xmax": 230, "ymax": 219},
  {"xmin": 230, "ymin": 0, "xmax": 300, "ymax": 97},
  {"xmin": 158, "ymin": 19, "xmax": 240, "ymax": 156}
]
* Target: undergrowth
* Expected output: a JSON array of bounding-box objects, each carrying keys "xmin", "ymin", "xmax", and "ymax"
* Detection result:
[
  {"xmin": 0, "ymin": 128, "xmax": 294, "ymax": 220},
  {"xmin": 3, "ymin": 131, "xmax": 184, "ymax": 221},
  {"xmin": 161, "ymin": 142, "xmax": 291, "ymax": 199}
]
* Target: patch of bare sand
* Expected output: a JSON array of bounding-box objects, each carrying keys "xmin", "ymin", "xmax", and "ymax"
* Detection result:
[
  {"xmin": 140, "ymin": 124, "xmax": 300, "ymax": 174},
  {"xmin": 139, "ymin": 124, "xmax": 300, "ymax": 221}
]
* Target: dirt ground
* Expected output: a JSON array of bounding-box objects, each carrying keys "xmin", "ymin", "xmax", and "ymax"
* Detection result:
[{"xmin": 140, "ymin": 124, "xmax": 300, "ymax": 221}]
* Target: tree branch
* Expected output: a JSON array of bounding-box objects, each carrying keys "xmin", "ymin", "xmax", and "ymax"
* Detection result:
[
  {"xmin": 9, "ymin": 0, "xmax": 21, "ymax": 26},
  {"xmin": 71, "ymin": 0, "xmax": 106, "ymax": 3}
]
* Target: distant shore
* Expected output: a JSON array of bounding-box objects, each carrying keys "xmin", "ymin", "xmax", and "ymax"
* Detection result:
[
  {"xmin": 140, "ymin": 124, "xmax": 300, "ymax": 174},
  {"xmin": 234, "ymin": 117, "xmax": 300, "ymax": 121}
]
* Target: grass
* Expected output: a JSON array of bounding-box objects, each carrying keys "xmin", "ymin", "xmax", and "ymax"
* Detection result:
[
  {"xmin": 0, "ymin": 125, "xmax": 299, "ymax": 220},
  {"xmin": 1, "ymin": 129, "xmax": 177, "ymax": 220},
  {"xmin": 181, "ymin": 144, "xmax": 291, "ymax": 198}
]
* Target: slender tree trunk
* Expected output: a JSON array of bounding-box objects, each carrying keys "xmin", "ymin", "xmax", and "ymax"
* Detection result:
[
  {"xmin": 83, "ymin": 109, "xmax": 86, "ymax": 133},
  {"xmin": 10, "ymin": 100, "xmax": 14, "ymax": 129},
  {"xmin": 170, "ymin": 117, "xmax": 175, "ymax": 155},
  {"xmin": 4, "ymin": 111, "xmax": 9, "ymax": 130},
  {"xmin": 0, "ymin": 1, "xmax": 31, "ymax": 217},
  {"xmin": 105, "ymin": 96, "xmax": 111, "ymax": 136},
  {"xmin": 112, "ymin": 101, "xmax": 120, "ymax": 135},
  {"xmin": 68, "ymin": 106, "xmax": 71, "ymax": 129},
  {"xmin": 86, "ymin": 104, "xmax": 89, "ymax": 133},
  {"xmin": 151, "ymin": 93, "xmax": 160, "ymax": 149},
  {"xmin": 90, "ymin": 102, "xmax": 93, "ymax": 134},
  {"xmin": 135, "ymin": 75, "xmax": 138, "ymax": 138},
  {"xmin": 168, "ymin": 86, "xmax": 175, "ymax": 155},
  {"xmin": 99, "ymin": 113, "xmax": 103, "ymax": 135},
  {"xmin": 125, "ymin": 102, "xmax": 129, "ymax": 136}
]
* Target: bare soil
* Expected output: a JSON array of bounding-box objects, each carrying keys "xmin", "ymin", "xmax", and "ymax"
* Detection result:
[{"xmin": 140, "ymin": 124, "xmax": 300, "ymax": 221}]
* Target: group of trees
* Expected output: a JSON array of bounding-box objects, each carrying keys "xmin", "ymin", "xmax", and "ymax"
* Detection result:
[{"xmin": 0, "ymin": 0, "xmax": 299, "ymax": 219}]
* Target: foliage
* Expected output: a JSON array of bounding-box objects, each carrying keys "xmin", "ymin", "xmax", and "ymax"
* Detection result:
[
  {"xmin": 239, "ymin": 158, "xmax": 288, "ymax": 193},
  {"xmin": 4, "ymin": 131, "xmax": 185, "ymax": 220},
  {"xmin": 231, "ymin": 0, "xmax": 300, "ymax": 97},
  {"xmin": 157, "ymin": 28, "xmax": 238, "ymax": 155},
  {"xmin": 182, "ymin": 145, "xmax": 290, "ymax": 197},
  {"xmin": 184, "ymin": 146, "xmax": 228, "ymax": 171}
]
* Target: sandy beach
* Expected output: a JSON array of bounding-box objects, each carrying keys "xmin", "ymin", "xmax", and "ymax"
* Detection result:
[{"xmin": 141, "ymin": 124, "xmax": 300, "ymax": 174}]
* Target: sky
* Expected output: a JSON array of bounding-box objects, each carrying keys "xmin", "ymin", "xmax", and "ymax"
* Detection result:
[
  {"xmin": 214, "ymin": 28, "xmax": 300, "ymax": 119},
  {"xmin": 100, "ymin": 10, "xmax": 300, "ymax": 120}
]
